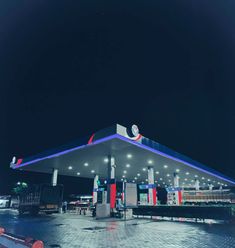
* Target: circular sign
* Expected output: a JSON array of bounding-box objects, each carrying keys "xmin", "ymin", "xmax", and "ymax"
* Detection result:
[{"xmin": 131, "ymin": 124, "xmax": 139, "ymax": 137}]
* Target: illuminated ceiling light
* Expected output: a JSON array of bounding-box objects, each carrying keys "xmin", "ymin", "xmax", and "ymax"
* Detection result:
[
  {"xmin": 156, "ymin": 171, "xmax": 159, "ymax": 174},
  {"xmin": 122, "ymin": 175, "xmax": 125, "ymax": 178},
  {"xmin": 186, "ymin": 172, "xmax": 189, "ymax": 175},
  {"xmin": 167, "ymin": 174, "xmax": 170, "ymax": 177},
  {"xmin": 121, "ymin": 178, "xmax": 123, "ymax": 181},
  {"xmin": 142, "ymin": 168, "xmax": 146, "ymax": 171},
  {"xmin": 123, "ymin": 170, "xmax": 127, "ymax": 174},
  {"xmin": 202, "ymin": 177, "xmax": 205, "ymax": 180},
  {"xmin": 184, "ymin": 178, "xmax": 188, "ymax": 181},
  {"xmin": 218, "ymin": 182, "xmax": 221, "ymax": 185},
  {"xmin": 104, "ymin": 158, "xmax": 109, "ymax": 163},
  {"xmin": 137, "ymin": 173, "xmax": 140, "ymax": 177},
  {"xmin": 77, "ymin": 172, "xmax": 80, "ymax": 176},
  {"xmin": 91, "ymin": 170, "xmax": 95, "ymax": 173},
  {"xmin": 84, "ymin": 163, "xmax": 89, "ymax": 167},
  {"xmin": 195, "ymin": 175, "xmax": 198, "ymax": 178},
  {"xmin": 148, "ymin": 160, "xmax": 153, "ymax": 164},
  {"xmin": 127, "ymin": 154, "xmax": 132, "ymax": 158},
  {"xmin": 158, "ymin": 184, "xmax": 161, "ymax": 187},
  {"xmin": 163, "ymin": 182, "xmax": 165, "ymax": 185},
  {"xmin": 207, "ymin": 179, "xmax": 211, "ymax": 182},
  {"xmin": 68, "ymin": 166, "xmax": 73, "ymax": 170},
  {"xmin": 163, "ymin": 165, "xmax": 168, "ymax": 169},
  {"xmin": 160, "ymin": 178, "xmax": 163, "ymax": 181},
  {"xmin": 104, "ymin": 180, "xmax": 107, "ymax": 184},
  {"xmin": 191, "ymin": 180, "xmax": 194, "ymax": 182},
  {"xmin": 176, "ymin": 169, "xmax": 180, "ymax": 173},
  {"xmin": 145, "ymin": 179, "xmax": 148, "ymax": 182},
  {"xmin": 203, "ymin": 182, "xmax": 206, "ymax": 185},
  {"xmin": 126, "ymin": 164, "xmax": 130, "ymax": 168},
  {"xmin": 225, "ymin": 184, "xmax": 228, "ymax": 187},
  {"xmin": 134, "ymin": 177, "xmax": 137, "ymax": 180},
  {"xmin": 168, "ymin": 179, "xmax": 171, "ymax": 182},
  {"xmin": 132, "ymin": 180, "xmax": 135, "ymax": 183}
]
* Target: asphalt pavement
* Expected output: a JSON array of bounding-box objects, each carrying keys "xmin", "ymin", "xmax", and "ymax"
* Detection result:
[{"xmin": 0, "ymin": 209, "xmax": 235, "ymax": 248}]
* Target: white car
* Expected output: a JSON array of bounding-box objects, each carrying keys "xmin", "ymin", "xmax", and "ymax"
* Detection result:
[{"xmin": 0, "ymin": 196, "xmax": 10, "ymax": 208}]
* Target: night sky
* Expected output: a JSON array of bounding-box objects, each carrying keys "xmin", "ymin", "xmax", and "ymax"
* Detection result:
[{"xmin": 0, "ymin": 1, "xmax": 235, "ymax": 196}]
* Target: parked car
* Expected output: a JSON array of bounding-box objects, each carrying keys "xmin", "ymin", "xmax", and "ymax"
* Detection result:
[{"xmin": 0, "ymin": 196, "xmax": 11, "ymax": 208}]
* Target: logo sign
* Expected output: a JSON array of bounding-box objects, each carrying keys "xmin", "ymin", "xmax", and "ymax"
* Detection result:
[
  {"xmin": 131, "ymin": 124, "xmax": 139, "ymax": 137},
  {"xmin": 139, "ymin": 184, "xmax": 156, "ymax": 190}
]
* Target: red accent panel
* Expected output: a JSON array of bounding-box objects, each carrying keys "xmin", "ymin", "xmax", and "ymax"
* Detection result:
[
  {"xmin": 88, "ymin": 133, "xmax": 95, "ymax": 144},
  {"xmin": 110, "ymin": 184, "xmax": 116, "ymax": 209},
  {"xmin": 153, "ymin": 188, "xmax": 157, "ymax": 205},
  {"xmin": 16, "ymin": 159, "xmax": 23, "ymax": 165},
  {"xmin": 134, "ymin": 134, "xmax": 142, "ymax": 141},
  {"xmin": 178, "ymin": 191, "xmax": 182, "ymax": 205}
]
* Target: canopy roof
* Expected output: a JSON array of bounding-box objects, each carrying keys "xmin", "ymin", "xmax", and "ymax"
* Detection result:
[{"xmin": 11, "ymin": 124, "xmax": 235, "ymax": 188}]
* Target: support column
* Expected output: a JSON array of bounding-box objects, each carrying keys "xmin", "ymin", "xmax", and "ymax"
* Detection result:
[
  {"xmin": 173, "ymin": 172, "xmax": 179, "ymax": 187},
  {"xmin": 209, "ymin": 183, "xmax": 213, "ymax": 191},
  {"xmin": 107, "ymin": 155, "xmax": 116, "ymax": 210},
  {"xmin": 195, "ymin": 179, "xmax": 200, "ymax": 191},
  {"xmin": 122, "ymin": 181, "xmax": 125, "ymax": 204},
  {"xmin": 148, "ymin": 166, "xmax": 157, "ymax": 205},
  {"xmin": 93, "ymin": 174, "xmax": 99, "ymax": 205},
  {"xmin": 173, "ymin": 172, "xmax": 182, "ymax": 205},
  {"xmin": 51, "ymin": 168, "xmax": 58, "ymax": 186}
]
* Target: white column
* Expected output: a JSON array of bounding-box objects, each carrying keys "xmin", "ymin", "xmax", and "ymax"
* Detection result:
[
  {"xmin": 148, "ymin": 166, "xmax": 156, "ymax": 205},
  {"xmin": 93, "ymin": 174, "xmax": 99, "ymax": 205},
  {"xmin": 209, "ymin": 184, "xmax": 213, "ymax": 191},
  {"xmin": 51, "ymin": 169, "xmax": 58, "ymax": 186},
  {"xmin": 195, "ymin": 179, "xmax": 200, "ymax": 191},
  {"xmin": 173, "ymin": 172, "xmax": 179, "ymax": 187},
  {"xmin": 107, "ymin": 155, "xmax": 116, "ymax": 209}
]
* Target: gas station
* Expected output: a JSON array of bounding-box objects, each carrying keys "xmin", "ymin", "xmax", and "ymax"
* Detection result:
[{"xmin": 10, "ymin": 124, "xmax": 235, "ymax": 219}]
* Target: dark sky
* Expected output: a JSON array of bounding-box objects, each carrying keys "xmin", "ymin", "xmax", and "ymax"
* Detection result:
[{"xmin": 0, "ymin": 1, "xmax": 235, "ymax": 195}]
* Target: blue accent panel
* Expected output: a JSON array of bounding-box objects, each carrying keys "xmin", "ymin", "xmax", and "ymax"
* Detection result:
[{"xmin": 139, "ymin": 184, "xmax": 156, "ymax": 189}]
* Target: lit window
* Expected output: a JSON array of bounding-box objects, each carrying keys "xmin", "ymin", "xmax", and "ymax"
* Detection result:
[
  {"xmin": 156, "ymin": 171, "xmax": 159, "ymax": 174},
  {"xmin": 127, "ymin": 154, "xmax": 132, "ymax": 158},
  {"xmin": 148, "ymin": 160, "xmax": 153, "ymax": 164},
  {"xmin": 84, "ymin": 163, "xmax": 89, "ymax": 167},
  {"xmin": 77, "ymin": 172, "xmax": 80, "ymax": 175},
  {"xmin": 68, "ymin": 166, "xmax": 73, "ymax": 170},
  {"xmin": 126, "ymin": 164, "xmax": 130, "ymax": 168},
  {"xmin": 164, "ymin": 165, "xmax": 168, "ymax": 169},
  {"xmin": 91, "ymin": 170, "xmax": 95, "ymax": 173}
]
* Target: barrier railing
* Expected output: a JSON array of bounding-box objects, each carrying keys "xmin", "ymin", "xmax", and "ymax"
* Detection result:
[{"xmin": 0, "ymin": 227, "xmax": 44, "ymax": 248}]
